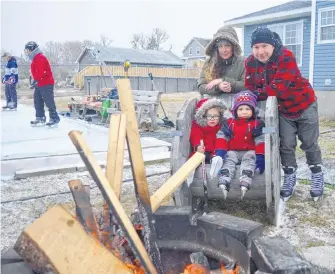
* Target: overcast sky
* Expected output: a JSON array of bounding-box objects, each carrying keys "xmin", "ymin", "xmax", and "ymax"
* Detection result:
[{"xmin": 1, "ymin": 0, "xmax": 288, "ymax": 58}]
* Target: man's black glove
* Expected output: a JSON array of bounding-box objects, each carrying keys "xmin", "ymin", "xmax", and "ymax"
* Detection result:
[{"xmin": 30, "ymin": 80, "xmax": 38, "ymax": 89}]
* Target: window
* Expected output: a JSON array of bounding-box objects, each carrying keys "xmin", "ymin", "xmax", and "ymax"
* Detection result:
[
  {"xmin": 189, "ymin": 47, "xmax": 192, "ymax": 55},
  {"xmin": 267, "ymin": 21, "xmax": 303, "ymax": 66},
  {"xmin": 196, "ymin": 47, "xmax": 200, "ymax": 55},
  {"xmin": 318, "ymin": 8, "xmax": 335, "ymax": 43}
]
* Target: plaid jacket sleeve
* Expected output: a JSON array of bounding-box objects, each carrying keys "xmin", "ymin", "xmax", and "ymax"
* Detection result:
[
  {"xmin": 258, "ymin": 51, "xmax": 300, "ymax": 99},
  {"xmin": 244, "ymin": 57, "xmax": 268, "ymax": 101}
]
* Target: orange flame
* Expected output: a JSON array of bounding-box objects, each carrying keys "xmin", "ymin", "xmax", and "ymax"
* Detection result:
[
  {"xmin": 126, "ymin": 259, "xmax": 146, "ymax": 274},
  {"xmin": 183, "ymin": 264, "xmax": 210, "ymax": 274}
]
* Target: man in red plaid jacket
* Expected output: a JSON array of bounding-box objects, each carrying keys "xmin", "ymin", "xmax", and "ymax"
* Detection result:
[{"xmin": 245, "ymin": 27, "xmax": 324, "ymax": 202}]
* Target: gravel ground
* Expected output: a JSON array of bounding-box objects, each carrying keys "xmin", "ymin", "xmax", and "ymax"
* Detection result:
[{"xmin": 1, "ymin": 163, "xmax": 171, "ymax": 255}]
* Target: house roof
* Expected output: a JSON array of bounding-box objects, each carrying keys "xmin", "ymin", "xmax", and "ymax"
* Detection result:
[
  {"xmin": 76, "ymin": 46, "xmax": 185, "ymax": 66},
  {"xmin": 194, "ymin": 37, "xmax": 211, "ymax": 48},
  {"xmin": 224, "ymin": 0, "xmax": 312, "ymax": 27},
  {"xmin": 182, "ymin": 37, "xmax": 211, "ymax": 53}
]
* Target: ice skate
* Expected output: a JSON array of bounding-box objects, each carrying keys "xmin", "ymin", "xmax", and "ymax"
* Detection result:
[
  {"xmin": 46, "ymin": 118, "xmax": 60, "ymax": 128},
  {"xmin": 280, "ymin": 167, "xmax": 296, "ymax": 202},
  {"xmin": 240, "ymin": 170, "xmax": 252, "ymax": 200},
  {"xmin": 30, "ymin": 117, "xmax": 46, "ymax": 127},
  {"xmin": 310, "ymin": 165, "xmax": 324, "ymax": 202},
  {"xmin": 218, "ymin": 169, "xmax": 230, "ymax": 200}
]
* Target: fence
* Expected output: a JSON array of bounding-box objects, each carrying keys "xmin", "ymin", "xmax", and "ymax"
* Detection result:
[
  {"xmin": 84, "ymin": 75, "xmax": 198, "ymax": 94},
  {"xmin": 74, "ymin": 65, "xmax": 201, "ymax": 90}
]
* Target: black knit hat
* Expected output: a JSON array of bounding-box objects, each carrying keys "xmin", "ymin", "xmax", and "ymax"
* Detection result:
[{"xmin": 251, "ymin": 27, "xmax": 276, "ymax": 47}]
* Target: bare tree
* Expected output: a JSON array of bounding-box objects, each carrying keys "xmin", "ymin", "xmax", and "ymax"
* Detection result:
[
  {"xmin": 61, "ymin": 41, "xmax": 83, "ymax": 63},
  {"xmin": 147, "ymin": 28, "xmax": 169, "ymax": 50},
  {"xmin": 130, "ymin": 28, "xmax": 169, "ymax": 50},
  {"xmin": 131, "ymin": 33, "xmax": 147, "ymax": 49},
  {"xmin": 43, "ymin": 41, "xmax": 63, "ymax": 64},
  {"xmin": 100, "ymin": 34, "xmax": 113, "ymax": 47}
]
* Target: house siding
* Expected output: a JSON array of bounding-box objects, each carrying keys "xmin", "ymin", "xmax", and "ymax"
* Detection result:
[
  {"xmin": 313, "ymin": 0, "xmax": 335, "ymax": 91},
  {"xmin": 78, "ymin": 51, "xmax": 99, "ymax": 71},
  {"xmin": 182, "ymin": 39, "xmax": 206, "ymax": 58},
  {"xmin": 244, "ymin": 17, "xmax": 311, "ymax": 79}
]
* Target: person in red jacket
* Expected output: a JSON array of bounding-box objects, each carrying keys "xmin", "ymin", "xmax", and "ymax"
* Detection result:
[
  {"xmin": 210, "ymin": 91, "xmax": 265, "ymax": 199},
  {"xmin": 245, "ymin": 27, "xmax": 324, "ymax": 202},
  {"xmin": 189, "ymin": 98, "xmax": 227, "ymax": 163},
  {"xmin": 24, "ymin": 41, "xmax": 60, "ymax": 127}
]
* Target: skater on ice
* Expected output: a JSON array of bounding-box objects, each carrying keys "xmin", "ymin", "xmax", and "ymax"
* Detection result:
[
  {"xmin": 210, "ymin": 91, "xmax": 265, "ymax": 200},
  {"xmin": 245, "ymin": 27, "xmax": 324, "ymax": 201},
  {"xmin": 2, "ymin": 52, "xmax": 18, "ymax": 110},
  {"xmin": 24, "ymin": 41, "xmax": 60, "ymax": 127}
]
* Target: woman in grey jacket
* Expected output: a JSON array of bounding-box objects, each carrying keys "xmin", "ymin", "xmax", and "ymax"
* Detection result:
[{"xmin": 198, "ymin": 26, "xmax": 245, "ymax": 99}]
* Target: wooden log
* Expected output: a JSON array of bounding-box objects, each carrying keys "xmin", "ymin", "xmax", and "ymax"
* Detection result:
[
  {"xmin": 105, "ymin": 113, "xmax": 127, "ymax": 199},
  {"xmin": 68, "ymin": 179, "xmax": 100, "ymax": 240},
  {"xmin": 103, "ymin": 113, "xmax": 126, "ymax": 246},
  {"xmin": 151, "ymin": 152, "xmax": 205, "ymax": 212},
  {"xmin": 117, "ymin": 79, "xmax": 164, "ymax": 274},
  {"xmin": 68, "ymin": 130, "xmax": 158, "ymax": 274},
  {"xmin": 14, "ymin": 206, "xmax": 133, "ymax": 274}
]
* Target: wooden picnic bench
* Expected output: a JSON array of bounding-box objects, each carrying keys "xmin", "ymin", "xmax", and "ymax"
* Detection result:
[
  {"xmin": 68, "ymin": 89, "xmax": 163, "ymax": 130},
  {"xmin": 106, "ymin": 90, "xmax": 162, "ymax": 131}
]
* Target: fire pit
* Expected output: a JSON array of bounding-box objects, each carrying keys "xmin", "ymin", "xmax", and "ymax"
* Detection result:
[{"xmin": 2, "ymin": 205, "xmax": 315, "ymax": 274}]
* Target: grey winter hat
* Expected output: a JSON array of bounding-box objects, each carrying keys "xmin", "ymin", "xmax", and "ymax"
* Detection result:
[{"xmin": 205, "ymin": 26, "xmax": 242, "ymax": 56}]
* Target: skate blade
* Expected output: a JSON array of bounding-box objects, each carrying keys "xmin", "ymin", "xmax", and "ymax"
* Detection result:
[
  {"xmin": 31, "ymin": 123, "xmax": 45, "ymax": 127},
  {"xmin": 46, "ymin": 124, "xmax": 59, "ymax": 128},
  {"xmin": 281, "ymin": 196, "xmax": 291, "ymax": 202},
  {"xmin": 210, "ymin": 157, "xmax": 223, "ymax": 179},
  {"xmin": 313, "ymin": 195, "xmax": 323, "ymax": 202},
  {"xmin": 240, "ymin": 186, "xmax": 248, "ymax": 200},
  {"xmin": 219, "ymin": 185, "xmax": 228, "ymax": 200}
]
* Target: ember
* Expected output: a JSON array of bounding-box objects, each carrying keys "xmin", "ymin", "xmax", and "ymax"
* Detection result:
[{"xmin": 183, "ymin": 264, "xmax": 210, "ymax": 274}]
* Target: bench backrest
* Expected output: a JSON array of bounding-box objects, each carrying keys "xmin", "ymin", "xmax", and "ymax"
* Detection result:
[{"xmin": 132, "ymin": 90, "xmax": 162, "ymax": 104}]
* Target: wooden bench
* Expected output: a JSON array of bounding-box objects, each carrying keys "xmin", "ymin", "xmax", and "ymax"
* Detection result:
[
  {"xmin": 106, "ymin": 90, "xmax": 162, "ymax": 130},
  {"xmin": 171, "ymin": 95, "xmax": 281, "ymax": 226}
]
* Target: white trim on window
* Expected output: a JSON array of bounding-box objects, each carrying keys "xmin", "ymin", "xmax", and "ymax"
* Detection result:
[
  {"xmin": 196, "ymin": 47, "xmax": 200, "ymax": 55},
  {"xmin": 189, "ymin": 46, "xmax": 192, "ymax": 55},
  {"xmin": 267, "ymin": 20, "xmax": 304, "ymax": 67},
  {"xmin": 309, "ymin": 0, "xmax": 316, "ymax": 86},
  {"xmin": 317, "ymin": 6, "xmax": 335, "ymax": 44}
]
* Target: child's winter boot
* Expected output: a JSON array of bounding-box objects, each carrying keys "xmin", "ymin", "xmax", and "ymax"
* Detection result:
[
  {"xmin": 218, "ymin": 169, "xmax": 231, "ymax": 200},
  {"xmin": 240, "ymin": 170, "xmax": 253, "ymax": 200},
  {"xmin": 280, "ymin": 166, "xmax": 296, "ymax": 201},
  {"xmin": 310, "ymin": 164, "xmax": 324, "ymax": 201}
]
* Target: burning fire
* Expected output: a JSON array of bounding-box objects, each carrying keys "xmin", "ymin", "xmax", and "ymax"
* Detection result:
[
  {"xmin": 126, "ymin": 259, "xmax": 146, "ymax": 274},
  {"xmin": 183, "ymin": 264, "xmax": 210, "ymax": 274},
  {"xmin": 182, "ymin": 263, "xmax": 239, "ymax": 274}
]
